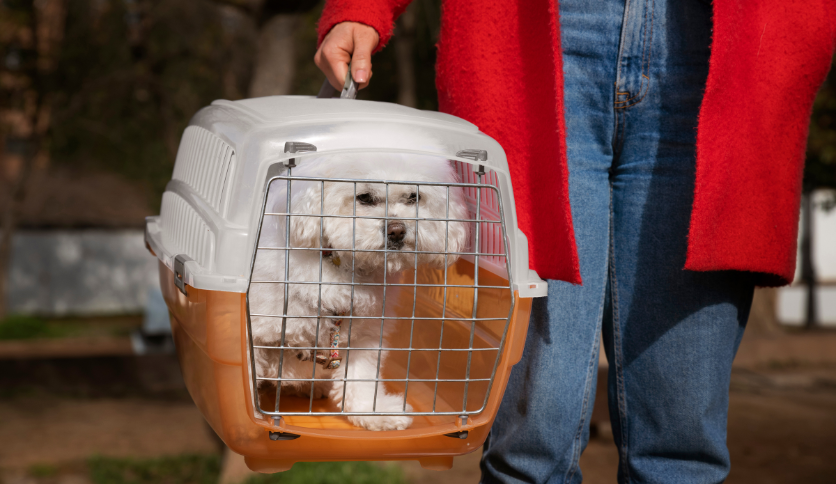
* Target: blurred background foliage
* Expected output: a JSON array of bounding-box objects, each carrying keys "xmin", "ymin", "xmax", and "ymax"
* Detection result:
[{"xmin": 49, "ymin": 0, "xmax": 231, "ymax": 202}]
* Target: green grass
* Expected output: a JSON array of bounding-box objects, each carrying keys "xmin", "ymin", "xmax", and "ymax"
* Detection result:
[
  {"xmin": 88, "ymin": 455, "xmax": 221, "ymax": 484},
  {"xmin": 246, "ymin": 461, "xmax": 406, "ymax": 484},
  {"xmin": 0, "ymin": 315, "xmax": 52, "ymax": 340},
  {"xmin": 0, "ymin": 314, "xmax": 141, "ymax": 340},
  {"xmin": 86, "ymin": 455, "xmax": 406, "ymax": 484},
  {"xmin": 28, "ymin": 463, "xmax": 59, "ymax": 478}
]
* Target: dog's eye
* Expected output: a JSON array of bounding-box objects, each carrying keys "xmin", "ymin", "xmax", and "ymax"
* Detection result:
[
  {"xmin": 356, "ymin": 193, "xmax": 376, "ymax": 205},
  {"xmin": 405, "ymin": 193, "xmax": 420, "ymax": 205}
]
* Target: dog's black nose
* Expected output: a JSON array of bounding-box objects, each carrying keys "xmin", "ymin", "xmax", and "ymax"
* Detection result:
[{"xmin": 387, "ymin": 221, "xmax": 406, "ymax": 242}]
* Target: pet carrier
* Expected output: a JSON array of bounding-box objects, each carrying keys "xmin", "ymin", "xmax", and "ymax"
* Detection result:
[{"xmin": 145, "ymin": 95, "xmax": 547, "ymax": 472}]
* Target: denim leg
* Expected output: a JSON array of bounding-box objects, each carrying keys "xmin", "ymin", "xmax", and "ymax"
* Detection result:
[
  {"xmin": 480, "ymin": 1, "xmax": 623, "ymax": 483},
  {"xmin": 481, "ymin": 1, "xmax": 754, "ymax": 483},
  {"xmin": 604, "ymin": 1, "xmax": 755, "ymax": 483}
]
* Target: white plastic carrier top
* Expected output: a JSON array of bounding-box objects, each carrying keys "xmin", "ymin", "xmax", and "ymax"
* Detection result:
[{"xmin": 145, "ymin": 96, "xmax": 547, "ymax": 298}]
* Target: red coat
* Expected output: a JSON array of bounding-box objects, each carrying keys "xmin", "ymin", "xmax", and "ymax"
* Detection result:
[{"xmin": 319, "ymin": 0, "xmax": 836, "ymax": 286}]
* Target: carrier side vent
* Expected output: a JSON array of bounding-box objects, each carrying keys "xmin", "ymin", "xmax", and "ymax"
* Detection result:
[
  {"xmin": 453, "ymin": 161, "xmax": 505, "ymax": 268},
  {"xmin": 172, "ymin": 126, "xmax": 235, "ymax": 212},
  {"xmin": 160, "ymin": 192, "xmax": 213, "ymax": 269}
]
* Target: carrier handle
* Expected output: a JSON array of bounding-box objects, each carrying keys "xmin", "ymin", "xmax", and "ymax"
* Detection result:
[{"xmin": 316, "ymin": 61, "xmax": 358, "ymax": 100}]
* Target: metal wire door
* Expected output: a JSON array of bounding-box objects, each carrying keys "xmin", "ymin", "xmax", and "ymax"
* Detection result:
[{"xmin": 245, "ymin": 156, "xmax": 516, "ymax": 421}]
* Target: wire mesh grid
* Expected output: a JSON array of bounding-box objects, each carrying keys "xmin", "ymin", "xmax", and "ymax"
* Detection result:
[{"xmin": 245, "ymin": 163, "xmax": 515, "ymax": 419}]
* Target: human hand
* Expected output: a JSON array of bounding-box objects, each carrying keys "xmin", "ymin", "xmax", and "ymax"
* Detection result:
[{"xmin": 315, "ymin": 22, "xmax": 380, "ymax": 91}]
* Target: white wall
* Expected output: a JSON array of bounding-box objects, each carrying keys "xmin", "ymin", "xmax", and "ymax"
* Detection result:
[
  {"xmin": 777, "ymin": 189, "xmax": 836, "ymax": 326},
  {"xmin": 6, "ymin": 230, "xmax": 158, "ymax": 317}
]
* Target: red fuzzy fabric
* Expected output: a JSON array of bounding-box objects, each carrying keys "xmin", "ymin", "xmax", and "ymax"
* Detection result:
[
  {"xmin": 318, "ymin": 0, "xmax": 836, "ymax": 287},
  {"xmin": 688, "ymin": 0, "xmax": 836, "ymax": 286},
  {"xmin": 318, "ymin": 0, "xmax": 412, "ymax": 53}
]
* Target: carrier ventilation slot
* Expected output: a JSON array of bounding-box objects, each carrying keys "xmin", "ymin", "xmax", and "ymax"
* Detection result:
[
  {"xmin": 452, "ymin": 161, "xmax": 505, "ymax": 271},
  {"xmin": 173, "ymin": 126, "xmax": 235, "ymax": 212},
  {"xmin": 160, "ymin": 192, "xmax": 214, "ymax": 268}
]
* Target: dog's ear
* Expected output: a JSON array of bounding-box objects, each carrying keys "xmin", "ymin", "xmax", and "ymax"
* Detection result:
[{"xmin": 288, "ymin": 184, "xmax": 324, "ymax": 248}]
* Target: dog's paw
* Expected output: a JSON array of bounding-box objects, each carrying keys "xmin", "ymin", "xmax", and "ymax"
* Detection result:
[
  {"xmin": 348, "ymin": 414, "xmax": 413, "ymax": 431},
  {"xmin": 346, "ymin": 398, "xmax": 413, "ymax": 431}
]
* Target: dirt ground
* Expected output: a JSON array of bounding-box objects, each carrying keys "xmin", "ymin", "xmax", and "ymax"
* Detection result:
[
  {"xmin": 1, "ymin": 332, "xmax": 834, "ymax": 483},
  {"xmin": 576, "ymin": 366, "xmax": 836, "ymax": 484}
]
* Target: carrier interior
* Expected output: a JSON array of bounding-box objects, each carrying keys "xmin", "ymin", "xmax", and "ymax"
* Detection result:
[{"xmin": 250, "ymin": 157, "xmax": 514, "ymax": 431}]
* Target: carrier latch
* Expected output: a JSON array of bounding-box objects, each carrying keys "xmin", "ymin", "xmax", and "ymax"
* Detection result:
[
  {"xmin": 173, "ymin": 254, "xmax": 193, "ymax": 296},
  {"xmin": 456, "ymin": 149, "xmax": 488, "ymax": 162}
]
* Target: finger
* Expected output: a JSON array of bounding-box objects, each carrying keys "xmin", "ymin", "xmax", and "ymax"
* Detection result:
[
  {"xmin": 315, "ymin": 26, "xmax": 353, "ymax": 90},
  {"xmin": 315, "ymin": 42, "xmax": 350, "ymax": 91},
  {"xmin": 331, "ymin": 56, "xmax": 349, "ymax": 91},
  {"xmin": 350, "ymin": 27, "xmax": 379, "ymax": 89}
]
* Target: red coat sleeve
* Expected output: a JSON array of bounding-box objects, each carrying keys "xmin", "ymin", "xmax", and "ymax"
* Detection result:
[
  {"xmin": 317, "ymin": 0, "xmax": 413, "ymax": 53},
  {"xmin": 686, "ymin": 0, "xmax": 836, "ymax": 286}
]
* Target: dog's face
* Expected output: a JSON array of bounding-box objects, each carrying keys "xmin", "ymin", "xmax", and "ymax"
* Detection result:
[{"xmin": 284, "ymin": 155, "xmax": 469, "ymax": 275}]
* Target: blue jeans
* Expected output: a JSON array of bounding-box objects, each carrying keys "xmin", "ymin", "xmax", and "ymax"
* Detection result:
[{"xmin": 480, "ymin": 0, "xmax": 755, "ymax": 483}]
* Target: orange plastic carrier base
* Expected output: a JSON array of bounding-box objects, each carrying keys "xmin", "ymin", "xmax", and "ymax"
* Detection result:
[{"xmin": 159, "ymin": 259, "xmax": 533, "ymax": 472}]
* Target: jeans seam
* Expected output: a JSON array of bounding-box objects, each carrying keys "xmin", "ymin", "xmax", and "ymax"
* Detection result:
[
  {"xmin": 564, "ymin": 310, "xmax": 604, "ymax": 483},
  {"xmin": 614, "ymin": 0, "xmax": 655, "ymax": 110},
  {"xmin": 563, "ymin": 177, "xmax": 612, "ymax": 484},
  {"xmin": 608, "ymin": 190, "xmax": 631, "ymax": 484},
  {"xmin": 615, "ymin": 0, "xmax": 651, "ymax": 104}
]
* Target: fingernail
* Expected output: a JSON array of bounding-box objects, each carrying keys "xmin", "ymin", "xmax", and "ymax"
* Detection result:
[{"xmin": 354, "ymin": 69, "xmax": 368, "ymax": 83}]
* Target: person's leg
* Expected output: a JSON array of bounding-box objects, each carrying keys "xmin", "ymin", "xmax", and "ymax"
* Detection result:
[
  {"xmin": 604, "ymin": 1, "xmax": 755, "ymax": 482},
  {"xmin": 480, "ymin": 1, "xmax": 624, "ymax": 482}
]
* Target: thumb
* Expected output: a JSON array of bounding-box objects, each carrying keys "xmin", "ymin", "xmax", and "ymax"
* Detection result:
[{"xmin": 350, "ymin": 27, "xmax": 379, "ymax": 88}]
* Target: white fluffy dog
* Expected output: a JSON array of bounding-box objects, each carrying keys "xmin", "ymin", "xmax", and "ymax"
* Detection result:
[{"xmin": 249, "ymin": 153, "xmax": 468, "ymax": 431}]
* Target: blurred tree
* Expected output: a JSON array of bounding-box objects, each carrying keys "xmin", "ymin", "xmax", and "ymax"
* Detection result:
[
  {"xmin": 394, "ymin": 4, "xmax": 418, "ymax": 108},
  {"xmin": 240, "ymin": 0, "xmax": 320, "ymax": 97},
  {"xmin": 48, "ymin": 0, "xmax": 235, "ymax": 201},
  {"xmin": 0, "ymin": 0, "xmax": 67, "ymax": 320},
  {"xmin": 45, "ymin": 0, "xmax": 322, "ymax": 206}
]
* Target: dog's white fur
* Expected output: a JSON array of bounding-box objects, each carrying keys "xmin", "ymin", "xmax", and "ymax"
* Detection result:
[{"xmin": 249, "ymin": 153, "xmax": 468, "ymax": 431}]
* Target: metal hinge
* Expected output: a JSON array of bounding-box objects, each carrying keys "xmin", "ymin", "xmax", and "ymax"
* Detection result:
[
  {"xmin": 173, "ymin": 254, "xmax": 193, "ymax": 296},
  {"xmin": 444, "ymin": 430, "xmax": 469, "ymax": 439},
  {"xmin": 268, "ymin": 431, "xmax": 301, "ymax": 441},
  {"xmin": 283, "ymin": 142, "xmax": 317, "ymax": 167}
]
